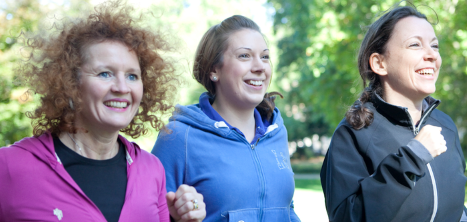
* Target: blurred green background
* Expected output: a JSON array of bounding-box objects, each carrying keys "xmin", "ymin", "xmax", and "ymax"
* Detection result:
[
  {"xmin": 1, "ymin": 0, "xmax": 467, "ymax": 220},
  {"xmin": 2, "ymin": 0, "xmax": 467, "ymax": 153}
]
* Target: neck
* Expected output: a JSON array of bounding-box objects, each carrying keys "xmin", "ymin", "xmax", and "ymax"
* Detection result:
[
  {"xmin": 212, "ymin": 98, "xmax": 256, "ymax": 142},
  {"xmin": 59, "ymin": 129, "xmax": 120, "ymax": 160},
  {"xmin": 382, "ymin": 86, "xmax": 425, "ymax": 124}
]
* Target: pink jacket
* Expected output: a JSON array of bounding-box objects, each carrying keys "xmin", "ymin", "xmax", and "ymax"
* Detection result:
[{"xmin": 0, "ymin": 132, "xmax": 169, "ymax": 222}]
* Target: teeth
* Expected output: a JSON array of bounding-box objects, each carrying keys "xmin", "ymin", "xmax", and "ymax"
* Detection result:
[
  {"xmin": 248, "ymin": 80, "xmax": 263, "ymax": 86},
  {"xmin": 104, "ymin": 101, "xmax": 128, "ymax": 108},
  {"xmin": 416, "ymin": 68, "xmax": 434, "ymax": 75}
]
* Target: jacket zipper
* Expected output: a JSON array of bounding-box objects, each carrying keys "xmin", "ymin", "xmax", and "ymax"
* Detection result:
[
  {"xmin": 405, "ymin": 103, "xmax": 438, "ymax": 222},
  {"xmin": 235, "ymin": 131, "xmax": 265, "ymax": 222},
  {"xmin": 251, "ymin": 139, "xmax": 265, "ymax": 222}
]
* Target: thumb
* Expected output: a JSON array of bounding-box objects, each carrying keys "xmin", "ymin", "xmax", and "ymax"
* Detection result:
[
  {"xmin": 166, "ymin": 192, "xmax": 181, "ymax": 220},
  {"xmin": 166, "ymin": 192, "xmax": 176, "ymax": 206}
]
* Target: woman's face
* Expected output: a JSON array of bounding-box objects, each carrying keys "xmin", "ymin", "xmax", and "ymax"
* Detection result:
[
  {"xmin": 211, "ymin": 29, "xmax": 271, "ymax": 110},
  {"xmin": 77, "ymin": 41, "xmax": 143, "ymax": 133},
  {"xmin": 380, "ymin": 16, "xmax": 441, "ymax": 101}
]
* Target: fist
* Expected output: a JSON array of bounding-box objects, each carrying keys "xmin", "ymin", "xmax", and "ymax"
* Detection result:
[{"xmin": 414, "ymin": 125, "xmax": 447, "ymax": 158}]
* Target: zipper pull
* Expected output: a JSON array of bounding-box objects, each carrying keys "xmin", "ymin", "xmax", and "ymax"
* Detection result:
[
  {"xmin": 250, "ymin": 144, "xmax": 255, "ymax": 150},
  {"xmin": 414, "ymin": 128, "xmax": 420, "ymax": 135}
]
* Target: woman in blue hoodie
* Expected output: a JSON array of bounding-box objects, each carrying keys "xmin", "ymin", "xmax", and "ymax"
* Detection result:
[{"xmin": 152, "ymin": 15, "xmax": 300, "ymax": 222}]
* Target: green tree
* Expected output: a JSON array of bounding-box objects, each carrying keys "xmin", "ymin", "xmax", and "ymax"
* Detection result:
[
  {"xmin": 269, "ymin": 0, "xmax": 467, "ymax": 150},
  {"xmin": 0, "ymin": 0, "xmax": 93, "ymax": 147}
]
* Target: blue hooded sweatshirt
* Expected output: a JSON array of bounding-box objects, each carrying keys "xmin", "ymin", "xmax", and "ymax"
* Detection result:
[{"xmin": 152, "ymin": 94, "xmax": 300, "ymax": 222}]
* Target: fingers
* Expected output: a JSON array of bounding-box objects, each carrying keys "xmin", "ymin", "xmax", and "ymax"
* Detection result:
[
  {"xmin": 166, "ymin": 192, "xmax": 181, "ymax": 221},
  {"xmin": 169, "ymin": 185, "xmax": 206, "ymax": 222},
  {"xmin": 416, "ymin": 125, "xmax": 447, "ymax": 158}
]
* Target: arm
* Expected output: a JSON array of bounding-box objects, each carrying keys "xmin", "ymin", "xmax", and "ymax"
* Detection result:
[
  {"xmin": 151, "ymin": 124, "xmax": 188, "ymax": 193},
  {"xmin": 152, "ymin": 124, "xmax": 206, "ymax": 222},
  {"xmin": 320, "ymin": 125, "xmax": 432, "ymax": 222},
  {"xmin": 158, "ymin": 167, "xmax": 170, "ymax": 222}
]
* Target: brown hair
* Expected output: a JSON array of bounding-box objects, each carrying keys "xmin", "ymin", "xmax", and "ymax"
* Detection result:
[
  {"xmin": 346, "ymin": 5, "xmax": 428, "ymax": 130},
  {"xmin": 193, "ymin": 15, "xmax": 282, "ymax": 120},
  {"xmin": 18, "ymin": 0, "xmax": 178, "ymax": 138}
]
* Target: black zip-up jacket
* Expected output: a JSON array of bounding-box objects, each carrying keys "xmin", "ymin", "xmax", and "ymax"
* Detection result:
[{"xmin": 321, "ymin": 93, "xmax": 467, "ymax": 222}]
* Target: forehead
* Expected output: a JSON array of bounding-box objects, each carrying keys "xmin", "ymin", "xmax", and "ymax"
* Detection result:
[
  {"xmin": 226, "ymin": 29, "xmax": 267, "ymax": 50},
  {"xmin": 81, "ymin": 40, "xmax": 137, "ymax": 64},
  {"xmin": 391, "ymin": 16, "xmax": 436, "ymax": 41}
]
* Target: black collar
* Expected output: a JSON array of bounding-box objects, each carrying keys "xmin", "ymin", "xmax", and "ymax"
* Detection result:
[{"xmin": 370, "ymin": 92, "xmax": 440, "ymax": 128}]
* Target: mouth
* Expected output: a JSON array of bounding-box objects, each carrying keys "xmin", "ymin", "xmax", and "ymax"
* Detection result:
[
  {"xmin": 415, "ymin": 68, "xmax": 434, "ymax": 76},
  {"xmin": 245, "ymin": 80, "xmax": 264, "ymax": 86},
  {"xmin": 104, "ymin": 101, "xmax": 129, "ymax": 109}
]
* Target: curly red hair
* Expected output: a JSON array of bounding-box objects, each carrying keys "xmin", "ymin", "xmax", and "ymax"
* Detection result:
[{"xmin": 18, "ymin": 1, "xmax": 178, "ymax": 138}]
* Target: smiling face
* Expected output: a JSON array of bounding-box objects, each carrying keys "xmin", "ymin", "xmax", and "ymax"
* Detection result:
[
  {"xmin": 211, "ymin": 29, "xmax": 271, "ymax": 110},
  {"xmin": 77, "ymin": 41, "xmax": 143, "ymax": 133},
  {"xmin": 377, "ymin": 16, "xmax": 441, "ymax": 102}
]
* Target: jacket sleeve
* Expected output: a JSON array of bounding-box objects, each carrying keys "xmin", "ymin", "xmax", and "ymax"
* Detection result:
[
  {"xmin": 320, "ymin": 125, "xmax": 432, "ymax": 222},
  {"xmin": 158, "ymin": 163, "xmax": 170, "ymax": 222},
  {"xmin": 151, "ymin": 123, "xmax": 188, "ymax": 193},
  {"xmin": 289, "ymin": 200, "xmax": 301, "ymax": 222}
]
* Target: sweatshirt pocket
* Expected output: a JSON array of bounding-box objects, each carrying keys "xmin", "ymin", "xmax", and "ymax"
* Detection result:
[
  {"xmin": 226, "ymin": 208, "xmax": 259, "ymax": 222},
  {"xmin": 262, "ymin": 207, "xmax": 289, "ymax": 221},
  {"xmin": 225, "ymin": 207, "xmax": 290, "ymax": 222}
]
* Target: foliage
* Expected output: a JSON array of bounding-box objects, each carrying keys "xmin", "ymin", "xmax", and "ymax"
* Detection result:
[
  {"xmin": 0, "ymin": 0, "xmax": 274, "ymax": 149},
  {"xmin": 269, "ymin": 0, "xmax": 467, "ymax": 149}
]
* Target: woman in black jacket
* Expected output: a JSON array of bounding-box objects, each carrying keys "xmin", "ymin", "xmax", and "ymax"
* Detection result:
[{"xmin": 320, "ymin": 5, "xmax": 467, "ymax": 222}]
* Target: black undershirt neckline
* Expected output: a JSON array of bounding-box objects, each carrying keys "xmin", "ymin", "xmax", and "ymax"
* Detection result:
[{"xmin": 53, "ymin": 135, "xmax": 127, "ymax": 222}]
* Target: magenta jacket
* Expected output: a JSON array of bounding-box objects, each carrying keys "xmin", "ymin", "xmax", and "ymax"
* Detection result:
[{"xmin": 0, "ymin": 132, "xmax": 169, "ymax": 222}]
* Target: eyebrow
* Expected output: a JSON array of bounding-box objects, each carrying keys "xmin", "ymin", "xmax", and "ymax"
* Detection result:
[
  {"xmin": 408, "ymin": 36, "xmax": 438, "ymax": 42},
  {"xmin": 96, "ymin": 65, "xmax": 141, "ymax": 73},
  {"xmin": 235, "ymin": 47, "xmax": 269, "ymax": 52}
]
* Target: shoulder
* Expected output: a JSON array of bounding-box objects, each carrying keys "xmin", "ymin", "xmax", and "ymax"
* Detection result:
[
  {"xmin": 330, "ymin": 116, "xmax": 380, "ymax": 152},
  {"xmin": 136, "ymin": 148, "xmax": 165, "ymax": 171},
  {"xmin": 430, "ymin": 109, "xmax": 457, "ymax": 132},
  {"xmin": 0, "ymin": 136, "xmax": 45, "ymax": 164}
]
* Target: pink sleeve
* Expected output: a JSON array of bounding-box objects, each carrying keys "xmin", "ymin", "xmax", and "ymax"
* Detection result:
[{"xmin": 158, "ymin": 165, "xmax": 170, "ymax": 222}]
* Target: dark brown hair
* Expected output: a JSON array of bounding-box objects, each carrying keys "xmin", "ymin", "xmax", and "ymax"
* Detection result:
[
  {"xmin": 193, "ymin": 15, "xmax": 282, "ymax": 120},
  {"xmin": 346, "ymin": 5, "xmax": 428, "ymax": 130},
  {"xmin": 18, "ymin": 0, "xmax": 178, "ymax": 138}
]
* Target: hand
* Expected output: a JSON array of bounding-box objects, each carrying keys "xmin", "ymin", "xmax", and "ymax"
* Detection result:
[
  {"xmin": 167, "ymin": 184, "xmax": 206, "ymax": 222},
  {"xmin": 414, "ymin": 125, "xmax": 447, "ymax": 158}
]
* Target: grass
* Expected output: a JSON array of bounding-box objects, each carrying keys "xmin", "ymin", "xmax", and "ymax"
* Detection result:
[{"xmin": 294, "ymin": 178, "xmax": 322, "ymax": 192}]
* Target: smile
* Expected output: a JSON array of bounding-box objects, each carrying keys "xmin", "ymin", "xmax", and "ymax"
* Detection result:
[
  {"xmin": 246, "ymin": 80, "xmax": 263, "ymax": 86},
  {"xmin": 416, "ymin": 68, "xmax": 434, "ymax": 76},
  {"xmin": 104, "ymin": 101, "xmax": 129, "ymax": 108}
]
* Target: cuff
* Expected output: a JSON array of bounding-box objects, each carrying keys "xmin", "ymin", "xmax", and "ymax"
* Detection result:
[{"xmin": 407, "ymin": 139, "xmax": 433, "ymax": 165}]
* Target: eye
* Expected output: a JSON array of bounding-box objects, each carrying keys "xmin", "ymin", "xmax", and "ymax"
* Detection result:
[
  {"xmin": 409, "ymin": 43, "xmax": 420, "ymax": 47},
  {"xmin": 262, "ymin": 54, "xmax": 270, "ymax": 60},
  {"xmin": 431, "ymin": 43, "xmax": 439, "ymax": 49},
  {"xmin": 239, "ymin": 54, "xmax": 250, "ymax": 58},
  {"xmin": 98, "ymin": 72, "xmax": 111, "ymax": 78},
  {"xmin": 128, "ymin": 74, "xmax": 139, "ymax": 81}
]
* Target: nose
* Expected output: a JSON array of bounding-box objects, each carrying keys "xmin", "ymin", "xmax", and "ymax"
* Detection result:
[
  {"xmin": 424, "ymin": 46, "xmax": 439, "ymax": 62},
  {"xmin": 251, "ymin": 56, "xmax": 265, "ymax": 74},
  {"xmin": 111, "ymin": 74, "xmax": 130, "ymax": 94}
]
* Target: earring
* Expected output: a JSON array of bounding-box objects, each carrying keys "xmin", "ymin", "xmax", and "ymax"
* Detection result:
[{"xmin": 212, "ymin": 76, "xmax": 218, "ymax": 81}]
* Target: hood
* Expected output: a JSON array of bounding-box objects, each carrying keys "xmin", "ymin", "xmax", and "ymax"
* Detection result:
[
  {"xmin": 169, "ymin": 101, "xmax": 284, "ymax": 139},
  {"xmin": 10, "ymin": 131, "xmax": 139, "ymax": 169}
]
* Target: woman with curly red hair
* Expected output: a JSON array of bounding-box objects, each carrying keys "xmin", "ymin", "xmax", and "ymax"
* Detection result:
[{"xmin": 0, "ymin": 1, "xmax": 205, "ymax": 222}]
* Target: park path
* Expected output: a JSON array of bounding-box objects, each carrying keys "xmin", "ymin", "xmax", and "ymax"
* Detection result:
[{"xmin": 293, "ymin": 175, "xmax": 328, "ymax": 222}]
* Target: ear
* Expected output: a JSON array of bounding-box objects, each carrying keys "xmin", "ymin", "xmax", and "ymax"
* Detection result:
[
  {"xmin": 210, "ymin": 67, "xmax": 220, "ymax": 81},
  {"xmin": 369, "ymin": 52, "xmax": 388, "ymax": 76}
]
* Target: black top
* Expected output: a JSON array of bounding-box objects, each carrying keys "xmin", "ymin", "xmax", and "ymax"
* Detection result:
[
  {"xmin": 320, "ymin": 92, "xmax": 466, "ymax": 222},
  {"xmin": 54, "ymin": 136, "xmax": 127, "ymax": 222}
]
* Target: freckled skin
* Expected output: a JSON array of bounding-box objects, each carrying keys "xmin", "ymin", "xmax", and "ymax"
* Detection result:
[{"xmin": 77, "ymin": 41, "xmax": 143, "ymax": 134}]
